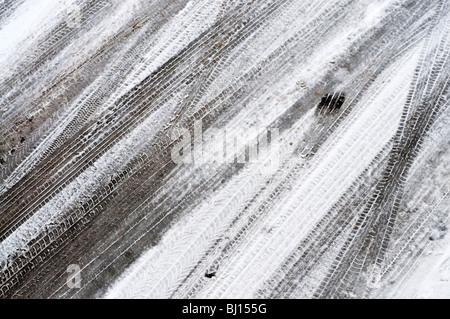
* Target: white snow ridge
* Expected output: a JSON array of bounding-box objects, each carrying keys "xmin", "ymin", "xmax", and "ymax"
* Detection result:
[{"xmin": 0, "ymin": 0, "xmax": 449, "ymax": 300}]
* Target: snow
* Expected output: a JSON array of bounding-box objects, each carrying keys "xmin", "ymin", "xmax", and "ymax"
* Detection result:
[
  {"xmin": 104, "ymin": 26, "xmax": 422, "ymax": 299},
  {"xmin": 1, "ymin": 0, "xmax": 448, "ymax": 299},
  {"xmin": 394, "ymin": 211, "xmax": 450, "ymax": 299}
]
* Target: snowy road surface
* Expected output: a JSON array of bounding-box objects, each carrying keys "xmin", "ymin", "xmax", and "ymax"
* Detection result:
[{"xmin": 0, "ymin": 0, "xmax": 449, "ymax": 299}]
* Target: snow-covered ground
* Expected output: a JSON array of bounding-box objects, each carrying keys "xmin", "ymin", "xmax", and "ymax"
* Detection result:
[
  {"xmin": 0, "ymin": 0, "xmax": 448, "ymax": 299},
  {"xmin": 394, "ymin": 213, "xmax": 450, "ymax": 299}
]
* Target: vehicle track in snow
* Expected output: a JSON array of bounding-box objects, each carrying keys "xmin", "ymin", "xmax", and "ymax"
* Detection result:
[{"xmin": 0, "ymin": 0, "xmax": 449, "ymax": 299}]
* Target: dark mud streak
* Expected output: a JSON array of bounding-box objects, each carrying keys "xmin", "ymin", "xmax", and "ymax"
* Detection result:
[
  {"xmin": 0, "ymin": 0, "xmax": 448, "ymax": 299},
  {"xmin": 0, "ymin": 0, "xmax": 25, "ymax": 24}
]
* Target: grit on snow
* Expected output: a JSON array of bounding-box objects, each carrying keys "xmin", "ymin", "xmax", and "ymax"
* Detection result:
[{"xmin": 0, "ymin": 0, "xmax": 449, "ymax": 299}]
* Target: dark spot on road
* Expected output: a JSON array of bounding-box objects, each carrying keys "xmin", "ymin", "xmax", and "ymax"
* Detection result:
[
  {"xmin": 20, "ymin": 137, "xmax": 25, "ymax": 143},
  {"xmin": 318, "ymin": 92, "xmax": 346, "ymax": 113},
  {"xmin": 0, "ymin": 157, "xmax": 5, "ymax": 165},
  {"xmin": 10, "ymin": 148, "xmax": 16, "ymax": 155},
  {"xmin": 205, "ymin": 272, "xmax": 216, "ymax": 279}
]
